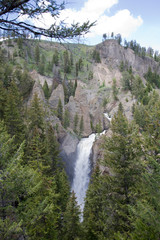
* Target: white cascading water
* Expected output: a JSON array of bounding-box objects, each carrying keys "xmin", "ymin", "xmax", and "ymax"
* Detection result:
[
  {"xmin": 72, "ymin": 133, "xmax": 96, "ymax": 213},
  {"xmin": 104, "ymin": 112, "xmax": 112, "ymax": 122}
]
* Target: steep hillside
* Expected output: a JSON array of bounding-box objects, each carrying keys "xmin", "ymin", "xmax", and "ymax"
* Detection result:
[{"xmin": 1, "ymin": 37, "xmax": 160, "ymax": 179}]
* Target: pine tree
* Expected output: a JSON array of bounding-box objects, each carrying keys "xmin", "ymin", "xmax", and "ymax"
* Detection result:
[
  {"xmin": 57, "ymin": 98, "xmax": 63, "ymax": 122},
  {"xmin": 63, "ymin": 50, "xmax": 71, "ymax": 74},
  {"xmin": 35, "ymin": 44, "xmax": 40, "ymax": 64},
  {"xmin": 79, "ymin": 115, "xmax": 84, "ymax": 135},
  {"xmin": 27, "ymin": 93, "xmax": 44, "ymax": 134},
  {"xmin": 112, "ymin": 78, "xmax": 118, "ymax": 100},
  {"xmin": 83, "ymin": 166, "xmax": 106, "ymax": 240},
  {"xmin": 84, "ymin": 110, "xmax": 146, "ymax": 239},
  {"xmin": 52, "ymin": 49, "xmax": 59, "ymax": 66},
  {"xmin": 63, "ymin": 192, "xmax": 81, "ymax": 240},
  {"xmin": 45, "ymin": 125, "xmax": 60, "ymax": 173},
  {"xmin": 4, "ymin": 81, "xmax": 24, "ymax": 145},
  {"xmin": 74, "ymin": 113, "xmax": 79, "ymax": 134},
  {"xmin": 0, "ymin": 81, "xmax": 6, "ymax": 119},
  {"xmin": 43, "ymin": 80, "xmax": 50, "ymax": 99},
  {"xmin": 63, "ymin": 109, "xmax": 70, "ymax": 129},
  {"xmin": 103, "ymin": 110, "xmax": 145, "ymax": 237}
]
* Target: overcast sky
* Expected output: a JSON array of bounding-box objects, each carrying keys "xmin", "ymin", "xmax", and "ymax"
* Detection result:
[{"xmin": 34, "ymin": 0, "xmax": 160, "ymax": 51}]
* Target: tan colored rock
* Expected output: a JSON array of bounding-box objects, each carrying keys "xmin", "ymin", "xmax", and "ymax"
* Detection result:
[
  {"xmin": 97, "ymin": 39, "xmax": 160, "ymax": 76},
  {"xmin": 30, "ymin": 70, "xmax": 53, "ymax": 87},
  {"xmin": 49, "ymin": 84, "xmax": 64, "ymax": 108},
  {"xmin": 66, "ymin": 82, "xmax": 108, "ymax": 136},
  {"xmin": 27, "ymin": 81, "xmax": 45, "ymax": 106}
]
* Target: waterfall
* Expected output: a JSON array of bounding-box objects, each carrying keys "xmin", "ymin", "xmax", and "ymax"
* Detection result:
[
  {"xmin": 104, "ymin": 112, "xmax": 112, "ymax": 121},
  {"xmin": 72, "ymin": 133, "xmax": 96, "ymax": 213}
]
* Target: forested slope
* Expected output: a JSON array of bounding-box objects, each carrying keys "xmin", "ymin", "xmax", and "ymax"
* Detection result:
[{"xmin": 0, "ymin": 36, "xmax": 160, "ymax": 239}]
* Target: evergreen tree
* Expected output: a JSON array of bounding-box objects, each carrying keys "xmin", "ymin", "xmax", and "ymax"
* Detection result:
[
  {"xmin": 63, "ymin": 109, "xmax": 70, "ymax": 129},
  {"xmin": 92, "ymin": 49, "xmax": 101, "ymax": 63},
  {"xmin": 0, "ymin": 80, "xmax": 6, "ymax": 119},
  {"xmin": 78, "ymin": 57, "xmax": 83, "ymax": 71},
  {"xmin": 35, "ymin": 44, "xmax": 40, "ymax": 64},
  {"xmin": 83, "ymin": 166, "xmax": 106, "ymax": 240},
  {"xmin": 79, "ymin": 115, "xmax": 84, "ymax": 135},
  {"xmin": 112, "ymin": 78, "xmax": 118, "ymax": 100},
  {"xmin": 43, "ymin": 80, "xmax": 50, "ymax": 99},
  {"xmin": 74, "ymin": 113, "xmax": 79, "ymax": 134},
  {"xmin": 27, "ymin": 93, "xmax": 44, "ymax": 134},
  {"xmin": 84, "ymin": 110, "xmax": 145, "ymax": 239},
  {"xmin": 74, "ymin": 79, "xmax": 77, "ymax": 96},
  {"xmin": 121, "ymin": 71, "xmax": 133, "ymax": 91},
  {"xmin": 63, "ymin": 192, "xmax": 81, "ymax": 240},
  {"xmin": 132, "ymin": 75, "xmax": 145, "ymax": 100},
  {"xmin": 63, "ymin": 50, "xmax": 71, "ymax": 74},
  {"xmin": 4, "ymin": 81, "xmax": 24, "ymax": 144},
  {"xmin": 45, "ymin": 125, "xmax": 60, "ymax": 173},
  {"xmin": 75, "ymin": 62, "xmax": 79, "ymax": 77},
  {"xmin": 57, "ymin": 98, "xmax": 63, "ymax": 122},
  {"xmin": 27, "ymin": 127, "xmax": 47, "ymax": 173},
  {"xmin": 52, "ymin": 49, "xmax": 59, "ymax": 66}
]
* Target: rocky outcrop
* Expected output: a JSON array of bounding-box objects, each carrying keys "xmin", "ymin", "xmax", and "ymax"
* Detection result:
[
  {"xmin": 49, "ymin": 84, "xmax": 65, "ymax": 108},
  {"xmin": 27, "ymin": 81, "xmax": 46, "ymax": 106},
  {"xmin": 66, "ymin": 83, "xmax": 109, "ymax": 137},
  {"xmin": 97, "ymin": 40, "xmax": 160, "ymax": 76},
  {"xmin": 60, "ymin": 133, "xmax": 79, "ymax": 184},
  {"xmin": 30, "ymin": 70, "xmax": 53, "ymax": 87}
]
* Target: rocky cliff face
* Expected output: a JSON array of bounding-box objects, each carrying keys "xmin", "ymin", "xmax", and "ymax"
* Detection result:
[
  {"xmin": 28, "ymin": 39, "xmax": 160, "ymax": 173},
  {"xmin": 49, "ymin": 84, "xmax": 65, "ymax": 109},
  {"xmin": 66, "ymin": 83, "xmax": 109, "ymax": 137},
  {"xmin": 97, "ymin": 40, "xmax": 160, "ymax": 76}
]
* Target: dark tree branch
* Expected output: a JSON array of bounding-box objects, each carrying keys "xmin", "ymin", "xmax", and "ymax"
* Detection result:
[
  {"xmin": 0, "ymin": 0, "xmax": 95, "ymax": 40},
  {"xmin": 0, "ymin": 0, "xmax": 30, "ymax": 16}
]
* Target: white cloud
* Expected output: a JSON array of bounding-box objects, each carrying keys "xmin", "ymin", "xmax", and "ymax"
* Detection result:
[
  {"xmin": 89, "ymin": 9, "xmax": 143, "ymax": 38},
  {"xmin": 28, "ymin": 0, "xmax": 143, "ymax": 42}
]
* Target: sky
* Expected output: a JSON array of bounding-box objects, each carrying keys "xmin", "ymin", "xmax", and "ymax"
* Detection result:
[{"xmin": 34, "ymin": 0, "xmax": 160, "ymax": 52}]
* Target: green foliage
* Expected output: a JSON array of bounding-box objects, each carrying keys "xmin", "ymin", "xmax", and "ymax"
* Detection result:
[
  {"xmin": 0, "ymin": 80, "xmax": 6, "ymax": 119},
  {"xmin": 4, "ymin": 81, "xmax": 24, "ymax": 144},
  {"xmin": 84, "ymin": 110, "xmax": 146, "ymax": 239},
  {"xmin": 52, "ymin": 49, "xmax": 59, "ymax": 66},
  {"xmin": 99, "ymin": 81, "xmax": 105, "ymax": 89},
  {"xmin": 121, "ymin": 71, "xmax": 133, "ymax": 91},
  {"xmin": 132, "ymin": 75, "xmax": 145, "ymax": 100},
  {"xmin": 57, "ymin": 98, "xmax": 63, "ymax": 122},
  {"xmin": 27, "ymin": 93, "xmax": 44, "ymax": 133},
  {"xmin": 118, "ymin": 102, "xmax": 124, "ymax": 112},
  {"xmin": 102, "ymin": 97, "xmax": 109, "ymax": 108},
  {"xmin": 75, "ymin": 62, "xmax": 79, "ymax": 77},
  {"xmin": 13, "ymin": 68, "xmax": 34, "ymax": 98},
  {"xmin": 83, "ymin": 166, "xmax": 105, "ymax": 240},
  {"xmin": 38, "ymin": 61, "xmax": 45, "ymax": 75},
  {"xmin": 63, "ymin": 50, "xmax": 71, "ymax": 74},
  {"xmin": 92, "ymin": 49, "xmax": 101, "ymax": 63},
  {"xmin": 17, "ymin": 37, "xmax": 23, "ymax": 49},
  {"xmin": 119, "ymin": 60, "xmax": 125, "ymax": 72},
  {"xmin": 88, "ymin": 70, "xmax": 93, "ymax": 80},
  {"xmin": 144, "ymin": 67, "xmax": 160, "ymax": 88},
  {"xmin": 74, "ymin": 113, "xmax": 79, "ymax": 134},
  {"xmin": 78, "ymin": 57, "xmax": 83, "ymax": 70},
  {"xmin": 35, "ymin": 44, "xmax": 40, "ymax": 64},
  {"xmin": 0, "ymin": 1, "xmax": 94, "ymax": 40},
  {"xmin": 63, "ymin": 192, "xmax": 81, "ymax": 240},
  {"xmin": 112, "ymin": 78, "xmax": 118, "ymax": 100},
  {"xmin": 79, "ymin": 115, "xmax": 84, "ymax": 135},
  {"xmin": 95, "ymin": 121, "xmax": 102, "ymax": 135},
  {"xmin": 63, "ymin": 109, "xmax": 70, "ymax": 129},
  {"xmin": 43, "ymin": 80, "xmax": 50, "ymax": 99}
]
